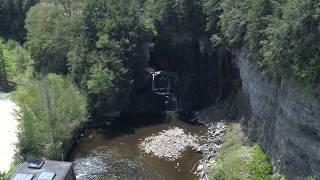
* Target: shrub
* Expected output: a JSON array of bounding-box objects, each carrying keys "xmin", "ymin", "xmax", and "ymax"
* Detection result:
[
  {"xmin": 209, "ymin": 124, "xmax": 273, "ymax": 180},
  {"xmin": 13, "ymin": 74, "xmax": 88, "ymax": 160}
]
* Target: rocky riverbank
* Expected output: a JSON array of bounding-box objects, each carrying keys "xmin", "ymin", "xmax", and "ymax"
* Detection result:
[
  {"xmin": 138, "ymin": 120, "xmax": 226, "ymax": 180},
  {"xmin": 195, "ymin": 122, "xmax": 226, "ymax": 180}
]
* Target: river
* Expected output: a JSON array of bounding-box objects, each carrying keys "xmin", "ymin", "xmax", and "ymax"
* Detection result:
[{"xmin": 69, "ymin": 113, "xmax": 208, "ymax": 180}]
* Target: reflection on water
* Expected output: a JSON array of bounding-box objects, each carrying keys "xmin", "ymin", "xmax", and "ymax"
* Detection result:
[{"xmin": 70, "ymin": 114, "xmax": 207, "ymax": 180}]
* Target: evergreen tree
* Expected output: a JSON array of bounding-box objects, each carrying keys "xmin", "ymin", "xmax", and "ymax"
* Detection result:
[
  {"xmin": 25, "ymin": 2, "xmax": 82, "ymax": 74},
  {"xmin": 69, "ymin": 0, "xmax": 152, "ymax": 116},
  {"xmin": 0, "ymin": 0, "xmax": 38, "ymax": 42}
]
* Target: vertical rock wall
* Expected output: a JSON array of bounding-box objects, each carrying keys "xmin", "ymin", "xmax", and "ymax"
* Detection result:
[{"xmin": 238, "ymin": 54, "xmax": 320, "ymax": 179}]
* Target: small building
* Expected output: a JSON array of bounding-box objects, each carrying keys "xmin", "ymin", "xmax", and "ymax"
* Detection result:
[{"xmin": 11, "ymin": 160, "xmax": 75, "ymax": 180}]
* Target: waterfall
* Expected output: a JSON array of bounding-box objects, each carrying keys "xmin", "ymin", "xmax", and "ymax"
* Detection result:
[
  {"xmin": 152, "ymin": 74, "xmax": 155, "ymax": 91},
  {"xmin": 151, "ymin": 71, "xmax": 182, "ymax": 112}
]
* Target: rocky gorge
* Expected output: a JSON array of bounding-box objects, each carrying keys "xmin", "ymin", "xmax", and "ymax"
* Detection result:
[
  {"xmin": 190, "ymin": 50, "xmax": 320, "ymax": 179},
  {"xmin": 146, "ymin": 36, "xmax": 320, "ymax": 178},
  {"xmin": 238, "ymin": 53, "xmax": 320, "ymax": 179}
]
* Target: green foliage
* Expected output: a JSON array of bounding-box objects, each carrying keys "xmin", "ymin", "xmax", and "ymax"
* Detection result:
[
  {"xmin": 206, "ymin": 0, "xmax": 320, "ymax": 86},
  {"xmin": 145, "ymin": 0, "xmax": 209, "ymax": 78},
  {"xmin": 86, "ymin": 63, "xmax": 115, "ymax": 94},
  {"xmin": 245, "ymin": 0, "xmax": 273, "ymax": 61},
  {"xmin": 22, "ymin": 0, "xmax": 154, "ymax": 117},
  {"xmin": 0, "ymin": 39, "xmax": 8, "ymax": 85},
  {"xmin": 12, "ymin": 74, "xmax": 88, "ymax": 160},
  {"xmin": 83, "ymin": 0, "xmax": 151, "ymax": 72},
  {"xmin": 142, "ymin": 0, "xmax": 162, "ymax": 36},
  {"xmin": 25, "ymin": 2, "xmax": 82, "ymax": 74},
  {"xmin": 249, "ymin": 145, "xmax": 273, "ymax": 180},
  {"xmin": 209, "ymin": 123, "xmax": 273, "ymax": 180},
  {"xmin": 0, "ymin": 0, "xmax": 38, "ymax": 41},
  {"xmin": 68, "ymin": 0, "xmax": 153, "ymax": 115},
  {"xmin": 307, "ymin": 176, "xmax": 317, "ymax": 180},
  {"xmin": 218, "ymin": 0, "xmax": 248, "ymax": 47},
  {"xmin": 0, "ymin": 39, "xmax": 31, "ymax": 84},
  {"xmin": 153, "ymin": 0, "xmax": 207, "ymax": 40},
  {"xmin": 0, "ymin": 162, "xmax": 19, "ymax": 180},
  {"xmin": 0, "ymin": 172, "xmax": 7, "ymax": 180},
  {"xmin": 203, "ymin": 0, "xmax": 223, "ymax": 46}
]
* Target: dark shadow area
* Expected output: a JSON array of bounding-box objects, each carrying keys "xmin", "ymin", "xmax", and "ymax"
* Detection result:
[
  {"xmin": 86, "ymin": 111, "xmax": 206, "ymax": 141},
  {"xmin": 0, "ymin": 82, "xmax": 16, "ymax": 93},
  {"xmin": 90, "ymin": 113, "xmax": 167, "ymax": 140}
]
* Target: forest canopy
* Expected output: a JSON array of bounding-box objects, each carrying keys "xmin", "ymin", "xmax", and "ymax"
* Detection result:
[
  {"xmin": 207, "ymin": 0, "xmax": 320, "ymax": 85},
  {"xmin": 1, "ymin": 0, "xmax": 320, "ymax": 97},
  {"xmin": 0, "ymin": 0, "xmax": 320, "ymax": 162}
]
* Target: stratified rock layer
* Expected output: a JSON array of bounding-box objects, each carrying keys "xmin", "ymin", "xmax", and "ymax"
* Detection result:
[{"xmin": 238, "ymin": 54, "xmax": 320, "ymax": 179}]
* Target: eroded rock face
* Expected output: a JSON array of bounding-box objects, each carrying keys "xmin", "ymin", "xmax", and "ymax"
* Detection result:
[
  {"xmin": 150, "ymin": 38, "xmax": 240, "ymax": 111},
  {"xmin": 238, "ymin": 54, "xmax": 320, "ymax": 179}
]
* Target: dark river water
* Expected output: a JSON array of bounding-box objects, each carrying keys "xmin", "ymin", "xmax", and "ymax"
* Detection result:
[{"xmin": 69, "ymin": 113, "xmax": 208, "ymax": 180}]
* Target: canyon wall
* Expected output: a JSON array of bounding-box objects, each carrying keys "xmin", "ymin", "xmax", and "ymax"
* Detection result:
[{"xmin": 238, "ymin": 54, "xmax": 320, "ymax": 179}]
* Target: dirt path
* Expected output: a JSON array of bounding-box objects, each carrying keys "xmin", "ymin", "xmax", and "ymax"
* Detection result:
[{"xmin": 0, "ymin": 92, "xmax": 18, "ymax": 172}]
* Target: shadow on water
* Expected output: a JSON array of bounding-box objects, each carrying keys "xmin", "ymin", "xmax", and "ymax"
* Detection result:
[
  {"xmin": 179, "ymin": 112, "xmax": 205, "ymax": 126},
  {"xmin": 91, "ymin": 112, "xmax": 204, "ymax": 140},
  {"xmin": 99, "ymin": 113, "xmax": 167, "ymax": 140}
]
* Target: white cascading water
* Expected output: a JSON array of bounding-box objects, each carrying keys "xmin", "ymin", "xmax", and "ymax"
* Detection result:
[{"xmin": 151, "ymin": 72, "xmax": 181, "ymax": 112}]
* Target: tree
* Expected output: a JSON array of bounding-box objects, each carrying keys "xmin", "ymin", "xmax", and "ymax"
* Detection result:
[
  {"xmin": 209, "ymin": 0, "xmax": 320, "ymax": 85},
  {"xmin": 0, "ymin": 0, "xmax": 38, "ymax": 42},
  {"xmin": 0, "ymin": 38, "xmax": 32, "ymax": 85},
  {"xmin": 13, "ymin": 74, "xmax": 88, "ymax": 160},
  {"xmin": 245, "ymin": 0, "xmax": 274, "ymax": 61},
  {"xmin": 68, "ymin": 0, "xmax": 152, "ymax": 116},
  {"xmin": 0, "ymin": 42, "xmax": 8, "ymax": 87},
  {"xmin": 25, "ymin": 2, "xmax": 82, "ymax": 74}
]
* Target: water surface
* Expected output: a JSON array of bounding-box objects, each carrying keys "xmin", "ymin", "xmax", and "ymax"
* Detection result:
[{"xmin": 70, "ymin": 114, "xmax": 207, "ymax": 180}]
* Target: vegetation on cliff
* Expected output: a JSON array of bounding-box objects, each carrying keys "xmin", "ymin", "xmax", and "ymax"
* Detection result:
[
  {"xmin": 0, "ymin": 0, "xmax": 319, "ymax": 178},
  {"xmin": 205, "ymin": 0, "xmax": 320, "ymax": 86},
  {"xmin": 209, "ymin": 123, "xmax": 273, "ymax": 180},
  {"xmin": 1, "ymin": 0, "xmax": 319, "ymax": 116}
]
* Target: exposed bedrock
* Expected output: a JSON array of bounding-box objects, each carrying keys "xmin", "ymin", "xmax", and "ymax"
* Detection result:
[
  {"xmin": 126, "ymin": 36, "xmax": 320, "ymax": 178},
  {"xmin": 149, "ymin": 39, "xmax": 241, "ymax": 111},
  {"xmin": 125, "ymin": 38, "xmax": 242, "ymax": 114},
  {"xmin": 238, "ymin": 53, "xmax": 320, "ymax": 179}
]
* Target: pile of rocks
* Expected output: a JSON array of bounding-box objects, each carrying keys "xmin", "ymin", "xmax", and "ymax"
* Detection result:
[
  {"xmin": 194, "ymin": 122, "xmax": 226, "ymax": 180},
  {"xmin": 139, "ymin": 127, "xmax": 200, "ymax": 161}
]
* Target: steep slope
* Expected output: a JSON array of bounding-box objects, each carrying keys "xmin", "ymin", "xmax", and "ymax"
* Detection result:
[{"xmin": 239, "ymin": 53, "xmax": 320, "ymax": 179}]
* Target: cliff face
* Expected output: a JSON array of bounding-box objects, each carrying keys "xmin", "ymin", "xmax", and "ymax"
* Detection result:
[
  {"xmin": 150, "ymin": 38, "xmax": 240, "ymax": 111},
  {"xmin": 238, "ymin": 54, "xmax": 320, "ymax": 179}
]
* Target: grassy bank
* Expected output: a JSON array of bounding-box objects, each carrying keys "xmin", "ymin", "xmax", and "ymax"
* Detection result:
[{"xmin": 209, "ymin": 123, "xmax": 273, "ymax": 180}]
